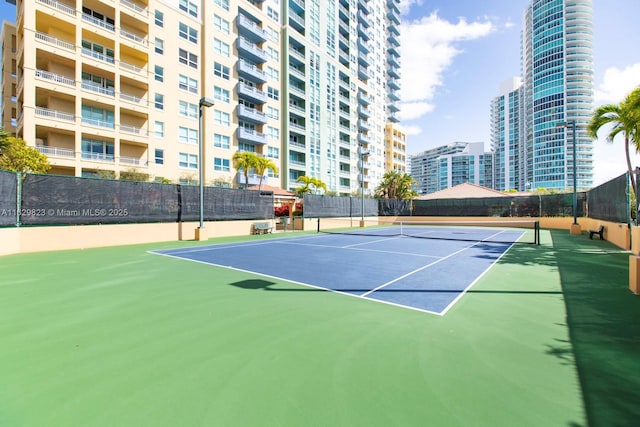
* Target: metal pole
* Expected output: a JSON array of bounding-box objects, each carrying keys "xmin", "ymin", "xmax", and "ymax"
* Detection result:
[
  {"xmin": 198, "ymin": 104, "xmax": 205, "ymax": 229},
  {"xmin": 571, "ymin": 120, "xmax": 577, "ymax": 225}
]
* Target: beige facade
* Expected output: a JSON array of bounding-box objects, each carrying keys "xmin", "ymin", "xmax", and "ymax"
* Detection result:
[
  {"xmin": 3, "ymin": 0, "xmax": 401, "ymax": 191},
  {"xmin": 384, "ymin": 122, "xmax": 406, "ymax": 173},
  {"xmin": 1, "ymin": 21, "xmax": 16, "ymax": 133},
  {"xmin": 5, "ymin": 0, "xmax": 282, "ymax": 185}
]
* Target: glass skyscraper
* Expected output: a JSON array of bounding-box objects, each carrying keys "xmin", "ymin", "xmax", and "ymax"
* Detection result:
[{"xmin": 522, "ymin": 0, "xmax": 594, "ymax": 191}]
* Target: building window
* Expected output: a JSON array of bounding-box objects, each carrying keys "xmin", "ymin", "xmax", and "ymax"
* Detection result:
[
  {"xmin": 179, "ymin": 0, "xmax": 198, "ymax": 17},
  {"xmin": 214, "ymin": 86, "xmax": 230, "ymax": 103},
  {"xmin": 179, "ymin": 22, "xmax": 198, "ymax": 44},
  {"xmin": 214, "ymin": 110, "xmax": 230, "ymax": 126},
  {"xmin": 179, "ymin": 49, "xmax": 198, "ymax": 69},
  {"xmin": 267, "ymin": 6, "xmax": 279, "ymax": 22},
  {"xmin": 267, "ymin": 67, "xmax": 279, "ymax": 81},
  {"xmin": 178, "ymin": 74, "xmax": 198, "ymax": 93},
  {"xmin": 155, "ymin": 93, "xmax": 164, "ymax": 110},
  {"xmin": 214, "ymin": 15, "xmax": 230, "ymax": 34},
  {"xmin": 179, "ymin": 153, "xmax": 198, "ymax": 169},
  {"xmin": 214, "ymin": 39, "xmax": 230, "ymax": 57},
  {"xmin": 267, "ymin": 87, "xmax": 279, "ymax": 100},
  {"xmin": 154, "ymin": 38, "xmax": 164, "ymax": 54},
  {"xmin": 267, "ymin": 126, "xmax": 279, "ymax": 140},
  {"xmin": 179, "ymin": 126, "xmax": 198, "ymax": 145},
  {"xmin": 214, "ymin": 157, "xmax": 230, "ymax": 172},
  {"xmin": 214, "ymin": 0, "xmax": 229, "ymax": 11},
  {"xmin": 154, "ymin": 10, "xmax": 163, "ymax": 27},
  {"xmin": 179, "ymin": 101, "xmax": 198, "ymax": 119},
  {"xmin": 154, "ymin": 121, "xmax": 164, "ymax": 138},
  {"xmin": 214, "ymin": 133, "xmax": 230, "ymax": 149},
  {"xmin": 267, "ymin": 106, "xmax": 279, "ymax": 120},
  {"xmin": 214, "ymin": 62, "xmax": 230, "ymax": 80},
  {"xmin": 154, "ymin": 65, "xmax": 164, "ymax": 82},
  {"xmin": 155, "ymin": 149, "xmax": 164, "ymax": 165},
  {"xmin": 267, "ymin": 146, "xmax": 279, "ymax": 159},
  {"xmin": 267, "ymin": 46, "xmax": 279, "ymax": 61}
]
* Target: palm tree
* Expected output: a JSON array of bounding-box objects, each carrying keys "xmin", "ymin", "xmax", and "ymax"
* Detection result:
[
  {"xmin": 374, "ymin": 171, "xmax": 418, "ymax": 199},
  {"xmin": 232, "ymin": 151, "xmax": 259, "ymax": 189},
  {"xmin": 587, "ymin": 86, "xmax": 640, "ymax": 194},
  {"xmin": 295, "ymin": 175, "xmax": 327, "ymax": 196},
  {"xmin": 254, "ymin": 156, "xmax": 277, "ymax": 192}
]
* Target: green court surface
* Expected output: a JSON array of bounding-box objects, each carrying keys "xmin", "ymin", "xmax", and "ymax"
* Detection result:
[{"xmin": 1, "ymin": 230, "xmax": 639, "ymax": 426}]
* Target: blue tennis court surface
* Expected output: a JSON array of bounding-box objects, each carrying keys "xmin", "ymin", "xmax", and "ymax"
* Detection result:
[{"xmin": 151, "ymin": 229, "xmax": 524, "ymax": 315}]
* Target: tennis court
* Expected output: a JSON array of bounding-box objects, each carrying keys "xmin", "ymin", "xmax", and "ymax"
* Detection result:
[
  {"xmin": 152, "ymin": 221, "xmax": 538, "ymax": 315},
  {"xmin": 2, "ymin": 228, "xmax": 639, "ymax": 426}
]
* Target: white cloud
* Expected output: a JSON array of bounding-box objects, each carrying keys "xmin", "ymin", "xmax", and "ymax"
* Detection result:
[
  {"xmin": 399, "ymin": 12, "xmax": 494, "ymax": 124},
  {"xmin": 398, "ymin": 101, "xmax": 435, "ymax": 121},
  {"xmin": 399, "ymin": 0, "xmax": 423, "ymax": 16},
  {"xmin": 594, "ymin": 63, "xmax": 640, "ymax": 105},
  {"xmin": 402, "ymin": 125, "xmax": 423, "ymax": 136}
]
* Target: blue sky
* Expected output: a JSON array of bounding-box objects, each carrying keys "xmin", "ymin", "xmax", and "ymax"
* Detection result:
[
  {"xmin": 1, "ymin": 1, "xmax": 638, "ymax": 186},
  {"xmin": 399, "ymin": 0, "xmax": 640, "ymax": 186}
]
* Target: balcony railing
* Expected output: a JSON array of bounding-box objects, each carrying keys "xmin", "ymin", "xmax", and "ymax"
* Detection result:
[
  {"xmin": 82, "ymin": 81, "xmax": 115, "ymax": 97},
  {"xmin": 120, "ymin": 61, "xmax": 144, "ymax": 74},
  {"xmin": 120, "ymin": 0, "xmax": 148, "ymax": 15},
  {"xmin": 120, "ymin": 124, "xmax": 146, "ymax": 135},
  {"xmin": 35, "ymin": 32, "xmax": 75, "ymax": 50},
  {"xmin": 82, "ymin": 13, "xmax": 115, "ymax": 32},
  {"xmin": 120, "ymin": 93, "xmax": 145, "ymax": 104},
  {"xmin": 120, "ymin": 29, "xmax": 147, "ymax": 45},
  {"xmin": 35, "ymin": 107, "xmax": 75, "ymax": 122},
  {"xmin": 36, "ymin": 0, "xmax": 75, "ymax": 16},
  {"xmin": 35, "ymin": 69, "xmax": 75, "ymax": 87},
  {"xmin": 82, "ymin": 152, "xmax": 115, "ymax": 163},
  {"xmin": 82, "ymin": 48, "xmax": 115, "ymax": 65},
  {"xmin": 120, "ymin": 156, "xmax": 145, "ymax": 166},
  {"xmin": 82, "ymin": 117, "xmax": 115, "ymax": 129},
  {"xmin": 36, "ymin": 145, "xmax": 75, "ymax": 158}
]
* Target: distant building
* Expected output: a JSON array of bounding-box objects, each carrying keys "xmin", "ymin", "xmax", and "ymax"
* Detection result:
[
  {"xmin": 491, "ymin": 78, "xmax": 524, "ymax": 191},
  {"xmin": 410, "ymin": 142, "xmax": 493, "ymax": 195},
  {"xmin": 384, "ymin": 123, "xmax": 407, "ymax": 174},
  {"xmin": 521, "ymin": 0, "xmax": 594, "ymax": 190}
]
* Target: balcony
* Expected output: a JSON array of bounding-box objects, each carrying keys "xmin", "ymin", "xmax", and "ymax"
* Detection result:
[
  {"xmin": 237, "ymin": 15, "xmax": 268, "ymax": 44},
  {"xmin": 388, "ymin": 90, "xmax": 400, "ymax": 101},
  {"xmin": 35, "ymin": 32, "xmax": 75, "ymax": 52},
  {"xmin": 388, "ymin": 21, "xmax": 400, "ymax": 36},
  {"xmin": 35, "ymin": 69, "xmax": 75, "ymax": 87},
  {"xmin": 237, "ymin": 173, "xmax": 264, "ymax": 186},
  {"xmin": 388, "ymin": 101, "xmax": 400, "ymax": 112},
  {"xmin": 35, "ymin": 107, "xmax": 75, "ymax": 122},
  {"xmin": 358, "ymin": 105, "xmax": 372, "ymax": 118},
  {"xmin": 82, "ymin": 81, "xmax": 115, "ymax": 97},
  {"xmin": 358, "ymin": 65, "xmax": 370, "ymax": 80},
  {"xmin": 358, "ymin": 91, "xmax": 372, "ymax": 105},
  {"xmin": 289, "ymin": 102, "xmax": 305, "ymax": 117},
  {"xmin": 120, "ymin": 124, "xmax": 147, "ymax": 136},
  {"xmin": 388, "ymin": 31, "xmax": 400, "ymax": 47},
  {"xmin": 120, "ymin": 0, "xmax": 149, "ymax": 18},
  {"xmin": 37, "ymin": 145, "xmax": 75, "ymax": 158},
  {"xmin": 289, "ymin": 47, "xmax": 305, "ymax": 64},
  {"xmin": 388, "ymin": 54, "xmax": 400, "ymax": 68},
  {"xmin": 237, "ymin": 37, "xmax": 267, "ymax": 64},
  {"xmin": 237, "ymin": 104, "xmax": 268, "ymax": 124},
  {"xmin": 387, "ymin": 9, "xmax": 400, "ymax": 25},
  {"xmin": 237, "ymin": 82, "xmax": 268, "ymax": 104},
  {"xmin": 237, "ymin": 127, "xmax": 267, "ymax": 145},
  {"xmin": 357, "ymin": 10, "xmax": 370, "ymax": 28},
  {"xmin": 387, "ymin": 65, "xmax": 400, "ymax": 79},
  {"xmin": 237, "ymin": 60, "xmax": 268, "ymax": 84},
  {"xmin": 289, "ymin": 84, "xmax": 306, "ymax": 98},
  {"xmin": 358, "ymin": 132, "xmax": 372, "ymax": 144},
  {"xmin": 387, "ymin": 0, "xmax": 400, "ymax": 14},
  {"xmin": 358, "ymin": 51, "xmax": 370, "ymax": 67},
  {"xmin": 289, "ymin": 140, "xmax": 306, "ymax": 151},
  {"xmin": 82, "ymin": 13, "xmax": 115, "ymax": 32},
  {"xmin": 358, "ymin": 24, "xmax": 370, "ymax": 41},
  {"xmin": 120, "ymin": 29, "xmax": 147, "ymax": 47},
  {"xmin": 388, "ymin": 78, "xmax": 400, "ymax": 90},
  {"xmin": 388, "ymin": 114, "xmax": 400, "ymax": 123},
  {"xmin": 82, "ymin": 48, "xmax": 115, "ymax": 66},
  {"xmin": 82, "ymin": 117, "xmax": 115, "ymax": 130},
  {"xmin": 290, "ymin": 0, "xmax": 305, "ymax": 13},
  {"xmin": 358, "ymin": 0, "xmax": 370, "ymax": 14},
  {"xmin": 388, "ymin": 44, "xmax": 399, "ymax": 57},
  {"xmin": 82, "ymin": 152, "xmax": 115, "ymax": 163},
  {"xmin": 36, "ymin": 0, "xmax": 76, "ymax": 17},
  {"xmin": 120, "ymin": 155, "xmax": 146, "ymax": 166},
  {"xmin": 289, "ymin": 12, "xmax": 305, "ymax": 34},
  {"xmin": 357, "ymin": 37, "xmax": 370, "ymax": 54}
]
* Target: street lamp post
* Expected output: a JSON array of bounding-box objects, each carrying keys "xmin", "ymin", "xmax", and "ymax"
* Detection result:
[
  {"xmin": 359, "ymin": 144, "xmax": 370, "ymax": 227},
  {"xmin": 556, "ymin": 120, "xmax": 580, "ymax": 234},
  {"xmin": 196, "ymin": 97, "xmax": 215, "ymax": 240}
]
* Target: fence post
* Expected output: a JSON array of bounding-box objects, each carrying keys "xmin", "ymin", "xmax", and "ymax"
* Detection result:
[{"xmin": 16, "ymin": 172, "xmax": 22, "ymax": 227}]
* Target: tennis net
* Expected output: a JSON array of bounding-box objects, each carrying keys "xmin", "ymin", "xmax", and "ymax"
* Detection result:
[{"xmin": 317, "ymin": 218, "xmax": 540, "ymax": 245}]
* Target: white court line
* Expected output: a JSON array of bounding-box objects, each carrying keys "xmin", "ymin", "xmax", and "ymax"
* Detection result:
[
  {"xmin": 360, "ymin": 229, "xmax": 511, "ymax": 298},
  {"xmin": 272, "ymin": 238, "xmax": 442, "ymax": 259},
  {"xmin": 150, "ymin": 250, "xmax": 444, "ymax": 315}
]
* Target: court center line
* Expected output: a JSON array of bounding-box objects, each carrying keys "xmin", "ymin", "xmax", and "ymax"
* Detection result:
[
  {"xmin": 360, "ymin": 229, "xmax": 508, "ymax": 298},
  {"xmin": 273, "ymin": 239, "xmax": 442, "ymax": 259}
]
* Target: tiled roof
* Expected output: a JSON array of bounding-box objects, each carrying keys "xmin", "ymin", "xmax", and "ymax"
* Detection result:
[
  {"xmin": 247, "ymin": 184, "xmax": 296, "ymax": 198},
  {"xmin": 416, "ymin": 183, "xmax": 508, "ymax": 200}
]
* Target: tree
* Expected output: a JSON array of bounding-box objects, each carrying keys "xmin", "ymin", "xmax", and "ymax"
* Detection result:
[
  {"xmin": 295, "ymin": 175, "xmax": 326, "ymax": 196},
  {"xmin": 0, "ymin": 135, "xmax": 50, "ymax": 174},
  {"xmin": 254, "ymin": 156, "xmax": 277, "ymax": 192},
  {"xmin": 374, "ymin": 171, "xmax": 418, "ymax": 199},
  {"xmin": 587, "ymin": 86, "xmax": 640, "ymax": 194},
  {"xmin": 232, "ymin": 151, "xmax": 259, "ymax": 189}
]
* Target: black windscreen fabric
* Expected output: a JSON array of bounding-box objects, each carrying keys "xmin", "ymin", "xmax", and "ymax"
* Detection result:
[
  {"xmin": 587, "ymin": 173, "xmax": 629, "ymax": 223},
  {"xmin": 19, "ymin": 175, "xmax": 274, "ymax": 225},
  {"xmin": 0, "ymin": 170, "xmax": 17, "ymax": 226},
  {"xmin": 304, "ymin": 194, "xmax": 351, "ymax": 217},
  {"xmin": 378, "ymin": 199, "xmax": 412, "ymax": 216}
]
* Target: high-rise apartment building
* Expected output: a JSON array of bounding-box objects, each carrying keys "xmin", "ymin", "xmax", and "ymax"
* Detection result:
[
  {"xmin": 491, "ymin": 78, "xmax": 524, "ymax": 191},
  {"xmin": 521, "ymin": 0, "xmax": 594, "ymax": 190},
  {"xmin": 410, "ymin": 142, "xmax": 492, "ymax": 195},
  {"xmin": 2, "ymin": 0, "xmax": 402, "ymax": 193},
  {"xmin": 384, "ymin": 123, "xmax": 406, "ymax": 173}
]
